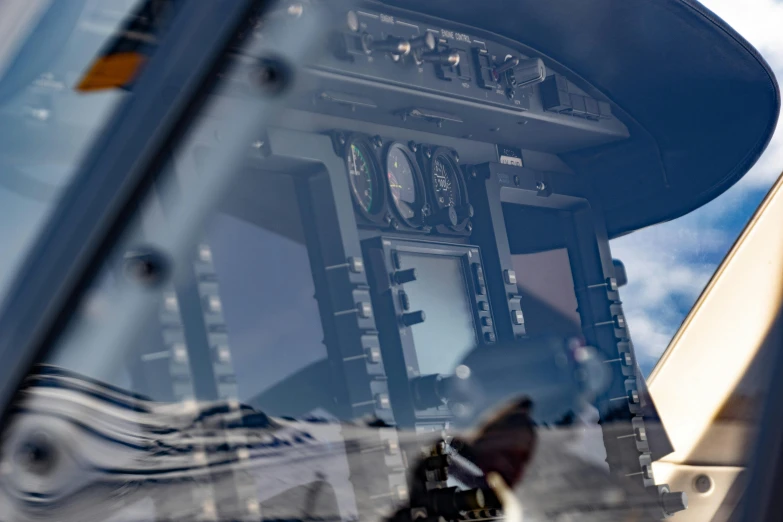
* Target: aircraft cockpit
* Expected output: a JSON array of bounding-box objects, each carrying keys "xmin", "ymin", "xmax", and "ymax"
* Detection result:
[{"xmin": 0, "ymin": 1, "xmax": 778, "ymax": 521}]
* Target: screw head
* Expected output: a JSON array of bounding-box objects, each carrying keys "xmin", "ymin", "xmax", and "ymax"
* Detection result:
[
  {"xmin": 536, "ymin": 181, "xmax": 547, "ymax": 191},
  {"xmin": 408, "ymin": 141, "xmax": 418, "ymax": 152},
  {"xmin": 693, "ymin": 474, "xmax": 713, "ymax": 494}
]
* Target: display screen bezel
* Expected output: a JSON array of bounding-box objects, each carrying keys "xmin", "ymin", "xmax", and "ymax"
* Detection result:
[{"xmin": 376, "ymin": 238, "xmax": 493, "ymax": 422}]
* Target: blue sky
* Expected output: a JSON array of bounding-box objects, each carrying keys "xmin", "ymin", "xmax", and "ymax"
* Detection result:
[{"xmin": 611, "ymin": 0, "xmax": 783, "ymax": 375}]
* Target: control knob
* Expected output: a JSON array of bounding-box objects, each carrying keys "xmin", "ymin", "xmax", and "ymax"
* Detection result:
[
  {"xmin": 456, "ymin": 204, "xmax": 474, "ymax": 222},
  {"xmin": 402, "ymin": 310, "xmax": 426, "ymax": 327},
  {"xmin": 428, "ymin": 206, "xmax": 459, "ymax": 227}
]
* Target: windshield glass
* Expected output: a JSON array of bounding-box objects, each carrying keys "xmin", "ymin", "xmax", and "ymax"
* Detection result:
[
  {"xmin": 0, "ymin": 0, "xmax": 170, "ymax": 299},
  {"xmin": 0, "ymin": 1, "xmax": 780, "ymax": 521}
]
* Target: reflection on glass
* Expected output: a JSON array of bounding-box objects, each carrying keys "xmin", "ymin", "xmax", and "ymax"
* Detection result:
[
  {"xmin": 0, "ymin": 0, "xmax": 155, "ymax": 299},
  {"xmin": 0, "ymin": 0, "xmax": 776, "ymax": 521}
]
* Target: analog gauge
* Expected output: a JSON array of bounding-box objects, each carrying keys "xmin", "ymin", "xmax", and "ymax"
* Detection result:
[
  {"xmin": 346, "ymin": 139, "xmax": 381, "ymax": 216},
  {"xmin": 432, "ymin": 154, "xmax": 462, "ymax": 209},
  {"xmin": 386, "ymin": 143, "xmax": 422, "ymax": 224}
]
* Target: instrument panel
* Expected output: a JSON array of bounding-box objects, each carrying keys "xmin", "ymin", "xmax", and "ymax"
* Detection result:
[
  {"xmin": 285, "ymin": 1, "xmax": 631, "ymax": 154},
  {"xmin": 338, "ymin": 133, "xmax": 472, "ymax": 235}
]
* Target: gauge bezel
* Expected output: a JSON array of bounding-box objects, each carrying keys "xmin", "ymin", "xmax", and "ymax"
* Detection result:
[
  {"xmin": 384, "ymin": 142, "xmax": 427, "ymax": 228},
  {"xmin": 425, "ymin": 147, "xmax": 470, "ymax": 231},
  {"xmin": 344, "ymin": 136, "xmax": 386, "ymax": 222}
]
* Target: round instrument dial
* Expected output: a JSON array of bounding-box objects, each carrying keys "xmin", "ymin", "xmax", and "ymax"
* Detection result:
[
  {"xmin": 386, "ymin": 144, "xmax": 422, "ymax": 223},
  {"xmin": 432, "ymin": 154, "xmax": 462, "ymax": 209},
  {"xmin": 346, "ymin": 140, "xmax": 381, "ymax": 216}
]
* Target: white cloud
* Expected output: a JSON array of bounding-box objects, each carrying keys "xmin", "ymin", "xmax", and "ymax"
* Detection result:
[
  {"xmin": 705, "ymin": 0, "xmax": 783, "ymax": 187},
  {"xmin": 613, "ymin": 0, "xmax": 783, "ymax": 371}
]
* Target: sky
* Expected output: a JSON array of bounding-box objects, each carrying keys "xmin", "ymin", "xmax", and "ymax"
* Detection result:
[{"xmin": 610, "ymin": 0, "xmax": 783, "ymax": 375}]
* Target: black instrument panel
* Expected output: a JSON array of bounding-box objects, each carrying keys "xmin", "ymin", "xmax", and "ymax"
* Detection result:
[
  {"xmin": 363, "ymin": 237, "xmax": 496, "ymax": 428},
  {"xmin": 295, "ymin": 1, "xmax": 630, "ymax": 154},
  {"xmin": 338, "ymin": 132, "xmax": 473, "ymax": 235}
]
